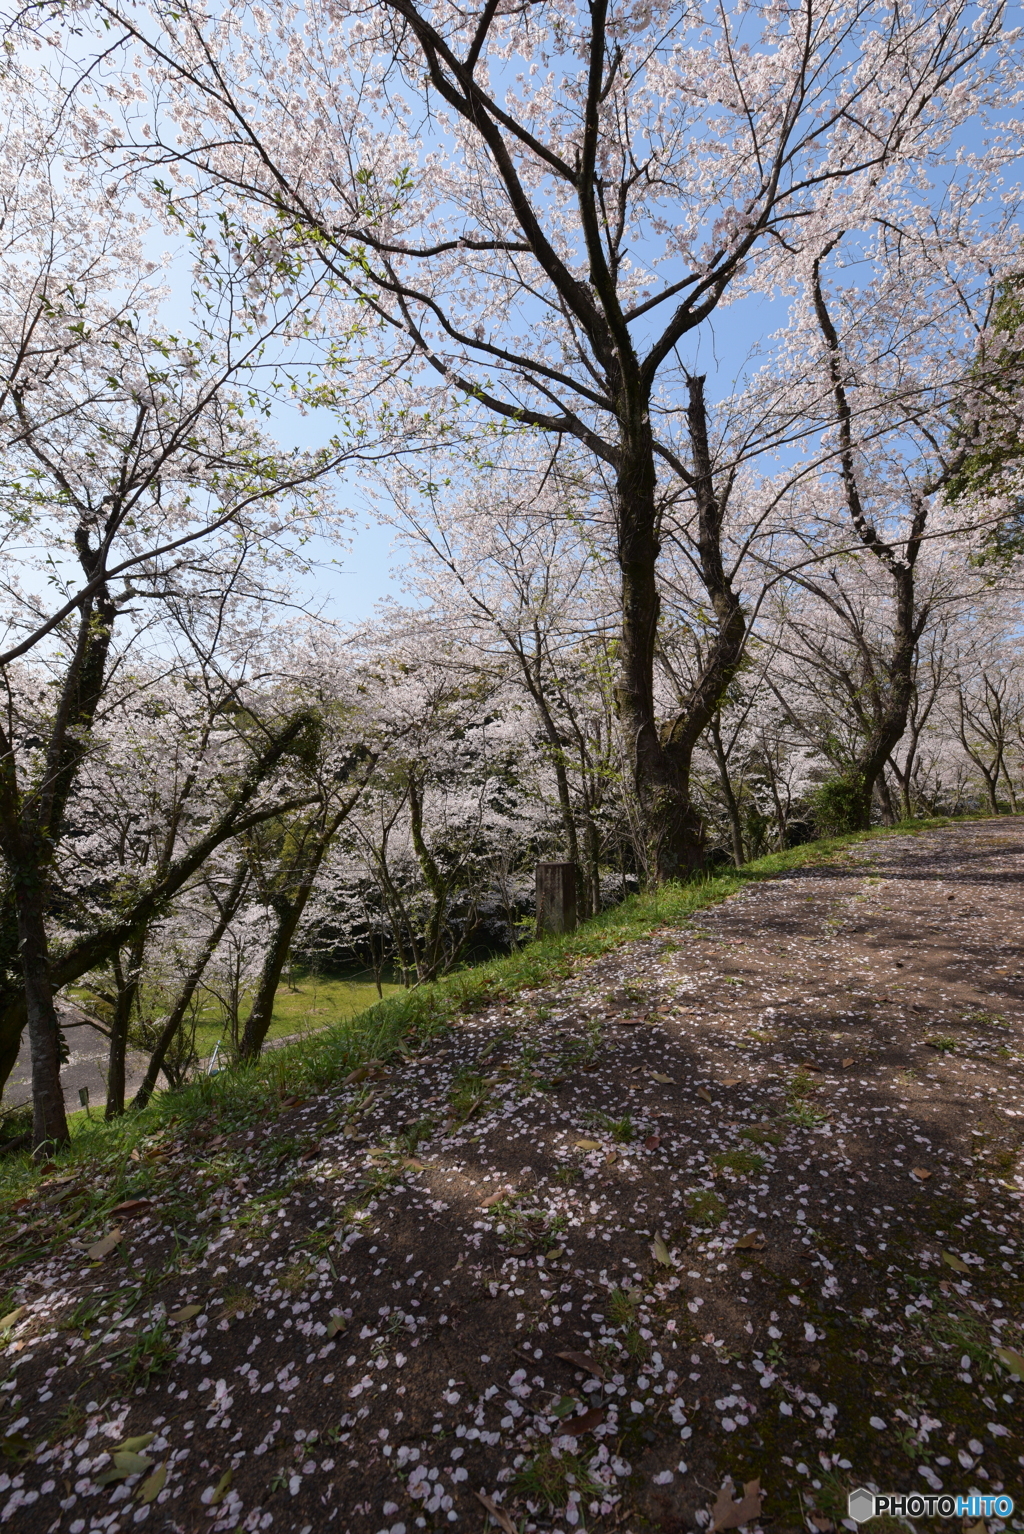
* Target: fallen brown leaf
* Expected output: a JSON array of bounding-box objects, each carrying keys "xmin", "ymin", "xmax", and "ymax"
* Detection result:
[
  {"xmin": 110, "ymin": 1199, "xmax": 152, "ymax": 1219},
  {"xmin": 710, "ymin": 1478, "xmax": 764, "ymax": 1532},
  {"xmin": 734, "ymin": 1233, "xmax": 764, "ymax": 1250},
  {"xmin": 721, "ymin": 1078, "xmax": 742, "ymax": 1088},
  {"xmin": 697, "ymin": 1087, "xmax": 713, "ymax": 1103},
  {"xmin": 563, "ymin": 1405, "xmax": 606, "ymax": 1434},
  {"xmin": 573, "ymin": 1138, "xmax": 602, "ymax": 1151},
  {"xmin": 555, "ymin": 1349, "xmax": 606, "ymax": 1379},
  {"xmin": 86, "ymin": 1228, "xmax": 124, "ymax": 1261},
  {"xmin": 841, "ymin": 1058, "xmax": 855, "ymax": 1068},
  {"xmin": 481, "ymin": 1190, "xmax": 508, "ymax": 1209},
  {"xmin": 644, "ymin": 1135, "xmax": 661, "ymax": 1150},
  {"xmin": 911, "ymin": 1167, "xmax": 932, "ymax": 1181},
  {"xmin": 474, "ymin": 1491, "xmax": 517, "ymax": 1534}
]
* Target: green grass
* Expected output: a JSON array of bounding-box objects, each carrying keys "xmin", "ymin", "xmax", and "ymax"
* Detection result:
[
  {"xmin": 192, "ymin": 973, "xmax": 402, "ymax": 1058},
  {"xmin": 0, "ymin": 813, "xmax": 992, "ymax": 1211}
]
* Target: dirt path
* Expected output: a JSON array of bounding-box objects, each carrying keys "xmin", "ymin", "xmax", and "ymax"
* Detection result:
[{"xmin": 3, "ymin": 820, "xmax": 1023, "ymax": 1534}]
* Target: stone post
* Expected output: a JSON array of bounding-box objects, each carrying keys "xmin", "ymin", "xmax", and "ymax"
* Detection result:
[{"xmin": 536, "ymin": 861, "xmax": 578, "ymax": 937}]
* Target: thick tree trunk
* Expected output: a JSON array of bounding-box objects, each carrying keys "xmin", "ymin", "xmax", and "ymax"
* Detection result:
[
  {"xmin": 614, "ymin": 379, "xmax": 746, "ymax": 881},
  {"xmin": 15, "ymin": 873, "xmax": 69, "ymax": 1152}
]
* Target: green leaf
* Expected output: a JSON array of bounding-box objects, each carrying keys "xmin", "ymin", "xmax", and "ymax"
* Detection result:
[
  {"xmin": 138, "ymin": 1464, "xmax": 166, "ymax": 1503},
  {"xmin": 113, "ymin": 1434, "xmax": 155, "ymax": 1455},
  {"xmin": 94, "ymin": 1450, "xmax": 154, "ymax": 1484},
  {"xmin": 326, "ymin": 1314, "xmax": 347, "ymax": 1338},
  {"xmin": 941, "ymin": 1250, "xmax": 970, "ymax": 1273},
  {"xmin": 994, "ymin": 1346, "xmax": 1024, "ymax": 1382},
  {"xmin": 651, "ymin": 1235, "xmax": 672, "ymax": 1265},
  {"xmin": 210, "ymin": 1467, "xmax": 232, "ymax": 1505},
  {"xmin": 167, "ymin": 1305, "xmax": 202, "ymax": 1323}
]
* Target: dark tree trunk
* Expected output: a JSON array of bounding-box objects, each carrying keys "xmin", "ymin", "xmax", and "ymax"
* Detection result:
[
  {"xmin": 614, "ymin": 378, "xmax": 746, "ymax": 881},
  {"xmin": 14, "ymin": 867, "xmax": 69, "ymax": 1152}
]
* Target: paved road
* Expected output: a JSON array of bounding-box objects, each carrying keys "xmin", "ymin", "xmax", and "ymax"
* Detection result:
[{"xmin": 3, "ymin": 1004, "xmax": 156, "ymax": 1114}]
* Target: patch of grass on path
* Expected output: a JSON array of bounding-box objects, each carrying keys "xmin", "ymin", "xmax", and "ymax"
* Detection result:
[{"xmin": 0, "ymin": 814, "xmax": 984, "ymax": 1214}]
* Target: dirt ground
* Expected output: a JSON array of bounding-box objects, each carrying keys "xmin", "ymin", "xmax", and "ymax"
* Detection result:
[{"xmin": 2, "ymin": 819, "xmax": 1022, "ymax": 1534}]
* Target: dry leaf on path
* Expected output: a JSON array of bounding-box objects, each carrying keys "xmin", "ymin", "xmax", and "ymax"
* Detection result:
[
  {"xmin": 87, "ymin": 1228, "xmax": 123, "ymax": 1261},
  {"xmin": 545, "ymin": 1246, "xmax": 565, "ymax": 1261},
  {"xmin": 842, "ymin": 1058, "xmax": 855, "ymax": 1068},
  {"xmin": 475, "ymin": 1491, "xmax": 517, "ymax": 1534},
  {"xmin": 651, "ymin": 1072, "xmax": 674, "ymax": 1084},
  {"xmin": 481, "ymin": 1190, "xmax": 508, "ymax": 1209},
  {"xmin": 941, "ymin": 1250, "xmax": 970, "ymax": 1273},
  {"xmin": 556, "ymin": 1349, "xmax": 606, "ymax": 1379},
  {"xmin": 0, "ymin": 1308, "xmax": 25, "ymax": 1332},
  {"xmin": 573, "ymin": 1138, "xmax": 602, "ymax": 1151},
  {"xmin": 697, "ymin": 1087, "xmax": 713, "ymax": 1103},
  {"xmin": 651, "ymin": 1235, "xmax": 672, "ymax": 1265},
  {"xmin": 604, "ymin": 1150, "xmax": 619, "ymax": 1166},
  {"xmin": 563, "ymin": 1405, "xmax": 606, "ymax": 1434},
  {"xmin": 710, "ymin": 1478, "xmax": 764, "ymax": 1531},
  {"xmin": 721, "ymin": 1078, "xmax": 742, "ymax": 1088},
  {"xmin": 401, "ymin": 1157, "xmax": 426, "ymax": 1171},
  {"xmin": 911, "ymin": 1167, "xmax": 932, "ymax": 1181},
  {"xmin": 110, "ymin": 1199, "xmax": 152, "ymax": 1218},
  {"xmin": 734, "ymin": 1233, "xmax": 764, "ymax": 1250},
  {"xmin": 644, "ymin": 1135, "xmax": 661, "ymax": 1150}
]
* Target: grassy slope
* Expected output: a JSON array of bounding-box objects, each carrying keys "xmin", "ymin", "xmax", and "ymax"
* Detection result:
[{"xmin": 0, "ymin": 815, "xmax": 981, "ymax": 1213}]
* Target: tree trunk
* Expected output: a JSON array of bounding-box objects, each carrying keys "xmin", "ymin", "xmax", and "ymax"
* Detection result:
[
  {"xmin": 615, "ymin": 377, "xmax": 746, "ymax": 882},
  {"xmin": 14, "ymin": 871, "xmax": 69, "ymax": 1153},
  {"xmin": 105, "ymin": 941, "xmax": 145, "ymax": 1119},
  {"xmin": 132, "ymin": 864, "xmax": 249, "ymax": 1110},
  {"xmin": 710, "ymin": 714, "xmax": 745, "ymax": 867},
  {"xmin": 237, "ymin": 897, "xmax": 307, "ymax": 1061}
]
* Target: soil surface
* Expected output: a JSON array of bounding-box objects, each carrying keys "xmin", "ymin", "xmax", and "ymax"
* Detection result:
[{"xmin": 2, "ymin": 820, "xmax": 1023, "ymax": 1534}]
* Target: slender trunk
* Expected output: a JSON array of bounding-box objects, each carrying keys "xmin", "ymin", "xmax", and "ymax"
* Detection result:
[
  {"xmin": 105, "ymin": 939, "xmax": 145, "ymax": 1119},
  {"xmin": 132, "ymin": 865, "xmax": 249, "ymax": 1110},
  {"xmin": 237, "ymin": 896, "xmax": 308, "ymax": 1061},
  {"xmin": 710, "ymin": 715, "xmax": 745, "ymax": 867}
]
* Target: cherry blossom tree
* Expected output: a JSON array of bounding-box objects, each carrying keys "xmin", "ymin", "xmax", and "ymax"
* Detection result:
[
  {"xmin": 0, "ymin": 74, "xmax": 355, "ymax": 1151},
  {"xmin": 71, "ymin": 0, "xmax": 1017, "ymax": 878}
]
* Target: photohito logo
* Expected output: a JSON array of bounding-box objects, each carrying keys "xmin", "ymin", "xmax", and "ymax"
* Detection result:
[{"xmin": 847, "ymin": 1489, "xmax": 1015, "ymax": 1523}]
